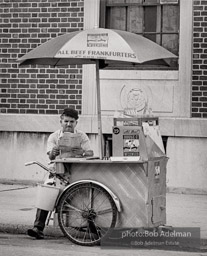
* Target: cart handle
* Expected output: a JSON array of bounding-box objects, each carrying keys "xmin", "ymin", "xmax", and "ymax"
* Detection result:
[
  {"xmin": 25, "ymin": 161, "xmax": 52, "ymax": 173},
  {"xmin": 25, "ymin": 161, "xmax": 69, "ymax": 185}
]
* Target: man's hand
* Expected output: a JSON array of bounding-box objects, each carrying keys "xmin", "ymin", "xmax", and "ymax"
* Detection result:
[
  {"xmin": 71, "ymin": 146, "xmax": 84, "ymax": 157},
  {"xmin": 49, "ymin": 146, "xmax": 60, "ymax": 160},
  {"xmin": 71, "ymin": 147, "xmax": 94, "ymax": 157}
]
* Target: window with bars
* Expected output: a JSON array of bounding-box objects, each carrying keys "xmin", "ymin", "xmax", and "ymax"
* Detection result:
[{"xmin": 100, "ymin": 0, "xmax": 179, "ymax": 69}]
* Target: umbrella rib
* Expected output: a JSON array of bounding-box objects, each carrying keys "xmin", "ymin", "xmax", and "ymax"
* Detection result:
[{"xmin": 54, "ymin": 58, "xmax": 61, "ymax": 67}]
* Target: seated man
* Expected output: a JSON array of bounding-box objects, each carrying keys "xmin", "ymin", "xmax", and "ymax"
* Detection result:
[{"xmin": 27, "ymin": 108, "xmax": 94, "ymax": 239}]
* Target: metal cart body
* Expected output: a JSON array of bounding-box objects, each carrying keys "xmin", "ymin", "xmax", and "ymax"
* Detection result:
[{"xmin": 54, "ymin": 157, "xmax": 167, "ymax": 229}]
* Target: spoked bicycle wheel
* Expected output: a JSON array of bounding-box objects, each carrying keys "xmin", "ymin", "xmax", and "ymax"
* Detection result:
[{"xmin": 57, "ymin": 183, "xmax": 117, "ymax": 246}]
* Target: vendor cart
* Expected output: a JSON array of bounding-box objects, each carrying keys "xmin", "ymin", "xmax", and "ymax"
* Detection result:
[
  {"xmin": 48, "ymin": 116, "xmax": 168, "ymax": 245},
  {"xmin": 21, "ymin": 28, "xmax": 172, "ymax": 246},
  {"xmin": 26, "ymin": 116, "xmax": 167, "ymax": 246}
]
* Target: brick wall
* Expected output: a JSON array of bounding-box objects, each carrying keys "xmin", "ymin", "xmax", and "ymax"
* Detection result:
[
  {"xmin": 0, "ymin": 0, "xmax": 84, "ymax": 114},
  {"xmin": 1, "ymin": 0, "xmax": 207, "ymax": 117},
  {"xmin": 192, "ymin": 0, "xmax": 207, "ymax": 118}
]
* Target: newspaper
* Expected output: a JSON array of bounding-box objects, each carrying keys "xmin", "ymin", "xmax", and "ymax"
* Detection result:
[{"xmin": 58, "ymin": 132, "xmax": 82, "ymax": 157}]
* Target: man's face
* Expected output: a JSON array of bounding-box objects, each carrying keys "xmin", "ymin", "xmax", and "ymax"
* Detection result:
[{"xmin": 60, "ymin": 115, "xmax": 77, "ymax": 133}]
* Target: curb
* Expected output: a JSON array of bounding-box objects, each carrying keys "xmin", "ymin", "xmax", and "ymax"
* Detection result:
[{"xmin": 0, "ymin": 223, "xmax": 64, "ymax": 237}]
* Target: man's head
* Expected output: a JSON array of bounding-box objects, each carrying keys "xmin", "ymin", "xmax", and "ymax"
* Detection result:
[{"xmin": 60, "ymin": 108, "xmax": 79, "ymax": 133}]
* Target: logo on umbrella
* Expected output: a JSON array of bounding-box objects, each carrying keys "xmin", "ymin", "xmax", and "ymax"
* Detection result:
[{"xmin": 87, "ymin": 33, "xmax": 108, "ymax": 47}]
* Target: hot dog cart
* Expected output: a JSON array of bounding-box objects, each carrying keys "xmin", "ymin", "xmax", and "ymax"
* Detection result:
[
  {"xmin": 20, "ymin": 27, "xmax": 174, "ymax": 246},
  {"xmin": 53, "ymin": 116, "xmax": 168, "ymax": 241},
  {"xmin": 26, "ymin": 116, "xmax": 168, "ymax": 246}
]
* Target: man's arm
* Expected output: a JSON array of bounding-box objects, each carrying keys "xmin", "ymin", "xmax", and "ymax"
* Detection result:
[
  {"xmin": 71, "ymin": 147, "xmax": 93, "ymax": 157},
  {"xmin": 48, "ymin": 146, "xmax": 60, "ymax": 160},
  {"xmin": 70, "ymin": 131, "xmax": 94, "ymax": 157},
  {"xmin": 47, "ymin": 131, "xmax": 60, "ymax": 160},
  {"xmin": 84, "ymin": 149, "xmax": 94, "ymax": 157}
]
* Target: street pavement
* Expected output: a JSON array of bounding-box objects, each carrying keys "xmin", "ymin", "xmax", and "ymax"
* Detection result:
[{"xmin": 0, "ymin": 183, "xmax": 207, "ymax": 251}]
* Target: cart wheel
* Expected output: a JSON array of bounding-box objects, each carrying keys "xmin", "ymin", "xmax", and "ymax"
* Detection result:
[{"xmin": 57, "ymin": 182, "xmax": 117, "ymax": 246}]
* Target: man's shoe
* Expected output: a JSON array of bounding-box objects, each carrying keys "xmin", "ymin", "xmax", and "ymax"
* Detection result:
[{"xmin": 27, "ymin": 227, "xmax": 44, "ymax": 239}]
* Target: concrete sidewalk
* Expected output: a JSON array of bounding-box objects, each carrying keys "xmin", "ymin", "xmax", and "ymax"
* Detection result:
[
  {"xmin": 0, "ymin": 183, "xmax": 63, "ymax": 237},
  {"xmin": 0, "ymin": 183, "xmax": 207, "ymax": 249}
]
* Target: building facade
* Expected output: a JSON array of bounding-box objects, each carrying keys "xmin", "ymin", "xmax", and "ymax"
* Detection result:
[{"xmin": 0, "ymin": 0, "xmax": 207, "ymax": 193}]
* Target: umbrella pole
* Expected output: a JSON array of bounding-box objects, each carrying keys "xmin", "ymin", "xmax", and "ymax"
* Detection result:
[{"xmin": 95, "ymin": 60, "xmax": 103, "ymax": 159}]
